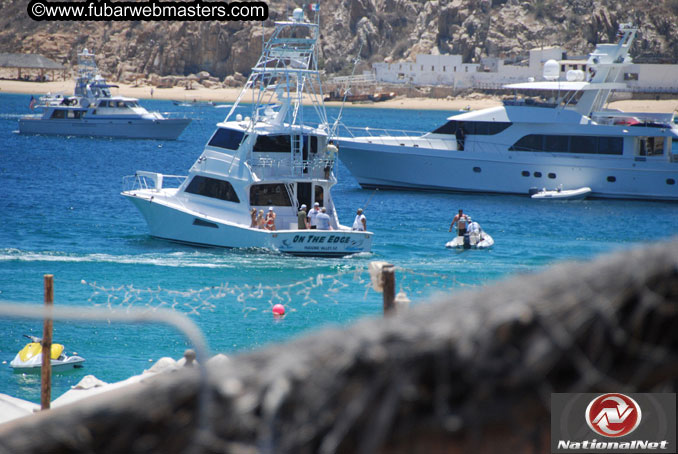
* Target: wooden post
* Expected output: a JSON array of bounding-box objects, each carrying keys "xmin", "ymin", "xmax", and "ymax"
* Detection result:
[
  {"xmin": 382, "ymin": 264, "xmax": 396, "ymax": 316},
  {"xmin": 41, "ymin": 274, "xmax": 54, "ymax": 411}
]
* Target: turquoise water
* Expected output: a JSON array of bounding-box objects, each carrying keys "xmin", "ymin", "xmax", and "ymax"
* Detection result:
[{"xmin": 1, "ymin": 92, "xmax": 676, "ymax": 402}]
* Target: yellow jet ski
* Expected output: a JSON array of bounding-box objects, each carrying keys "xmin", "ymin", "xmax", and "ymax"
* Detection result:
[{"xmin": 10, "ymin": 335, "xmax": 84, "ymax": 371}]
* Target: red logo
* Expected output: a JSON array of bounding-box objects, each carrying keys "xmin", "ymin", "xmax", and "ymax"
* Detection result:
[{"xmin": 585, "ymin": 393, "xmax": 642, "ymax": 437}]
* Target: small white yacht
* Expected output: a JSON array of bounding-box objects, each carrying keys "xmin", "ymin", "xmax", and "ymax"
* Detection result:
[
  {"xmin": 121, "ymin": 10, "xmax": 372, "ymax": 256},
  {"xmin": 19, "ymin": 49, "xmax": 190, "ymax": 140},
  {"xmin": 337, "ymin": 24, "xmax": 678, "ymax": 201}
]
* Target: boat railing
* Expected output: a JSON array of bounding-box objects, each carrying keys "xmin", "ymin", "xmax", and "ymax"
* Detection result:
[
  {"xmin": 335, "ymin": 124, "xmax": 448, "ymax": 149},
  {"xmin": 591, "ymin": 111, "xmax": 675, "ymax": 128},
  {"xmin": 123, "ymin": 172, "xmax": 187, "ymax": 192},
  {"xmin": 247, "ymin": 157, "xmax": 336, "ymax": 179}
]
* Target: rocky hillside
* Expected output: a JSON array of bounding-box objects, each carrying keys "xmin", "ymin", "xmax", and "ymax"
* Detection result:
[{"xmin": 1, "ymin": 0, "xmax": 677, "ymax": 84}]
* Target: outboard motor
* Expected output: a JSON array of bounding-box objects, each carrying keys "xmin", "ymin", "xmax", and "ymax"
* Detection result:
[{"xmin": 463, "ymin": 233, "xmax": 471, "ymax": 249}]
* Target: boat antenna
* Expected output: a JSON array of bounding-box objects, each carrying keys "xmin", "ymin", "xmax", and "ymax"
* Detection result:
[{"xmin": 330, "ymin": 42, "xmax": 363, "ymax": 139}]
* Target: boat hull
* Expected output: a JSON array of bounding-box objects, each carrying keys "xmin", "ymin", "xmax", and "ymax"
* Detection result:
[
  {"xmin": 123, "ymin": 192, "xmax": 372, "ymax": 257},
  {"xmin": 10, "ymin": 355, "xmax": 85, "ymax": 371},
  {"xmin": 445, "ymin": 233, "xmax": 494, "ymax": 249},
  {"xmin": 531, "ymin": 187, "xmax": 592, "ymax": 200},
  {"xmin": 18, "ymin": 117, "xmax": 190, "ymax": 140},
  {"xmin": 336, "ymin": 139, "xmax": 678, "ymax": 201}
]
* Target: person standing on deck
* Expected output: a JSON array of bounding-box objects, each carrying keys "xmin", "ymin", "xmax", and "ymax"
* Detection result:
[
  {"xmin": 308, "ymin": 202, "xmax": 320, "ymax": 229},
  {"xmin": 316, "ymin": 207, "xmax": 332, "ymax": 230},
  {"xmin": 449, "ymin": 209, "xmax": 469, "ymax": 236},
  {"xmin": 298, "ymin": 204, "xmax": 309, "ymax": 229},
  {"xmin": 352, "ymin": 208, "xmax": 366, "ymax": 231}
]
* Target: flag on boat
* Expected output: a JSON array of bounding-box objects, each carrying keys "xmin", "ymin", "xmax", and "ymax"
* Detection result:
[
  {"xmin": 310, "ymin": 3, "xmax": 319, "ymax": 11},
  {"xmin": 29, "ymin": 96, "xmax": 35, "ymax": 110}
]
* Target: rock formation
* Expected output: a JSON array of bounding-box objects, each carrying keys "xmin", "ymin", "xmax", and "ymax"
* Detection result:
[{"xmin": 1, "ymin": 0, "xmax": 677, "ymax": 83}]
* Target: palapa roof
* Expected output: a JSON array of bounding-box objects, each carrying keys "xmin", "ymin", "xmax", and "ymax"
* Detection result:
[{"xmin": 0, "ymin": 53, "xmax": 65, "ymax": 70}]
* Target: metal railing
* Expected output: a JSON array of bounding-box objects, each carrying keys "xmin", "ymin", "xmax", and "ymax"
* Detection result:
[
  {"xmin": 122, "ymin": 172, "xmax": 187, "ymax": 192},
  {"xmin": 336, "ymin": 124, "xmax": 455, "ymax": 150},
  {"xmin": 247, "ymin": 157, "xmax": 336, "ymax": 179}
]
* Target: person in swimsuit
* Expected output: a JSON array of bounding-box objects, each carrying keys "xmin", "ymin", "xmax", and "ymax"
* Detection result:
[
  {"xmin": 250, "ymin": 208, "xmax": 257, "ymax": 227},
  {"xmin": 265, "ymin": 207, "xmax": 276, "ymax": 231},
  {"xmin": 257, "ymin": 210, "xmax": 265, "ymax": 229},
  {"xmin": 449, "ymin": 209, "xmax": 469, "ymax": 236}
]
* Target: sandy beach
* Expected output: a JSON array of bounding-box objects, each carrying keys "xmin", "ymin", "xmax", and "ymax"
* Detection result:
[{"xmin": 2, "ymin": 79, "xmax": 677, "ymax": 113}]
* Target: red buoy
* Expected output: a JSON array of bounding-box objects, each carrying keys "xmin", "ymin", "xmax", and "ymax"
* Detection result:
[{"xmin": 272, "ymin": 304, "xmax": 285, "ymax": 316}]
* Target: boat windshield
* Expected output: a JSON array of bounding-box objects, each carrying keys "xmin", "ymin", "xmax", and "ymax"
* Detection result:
[{"xmin": 432, "ymin": 120, "xmax": 512, "ymax": 135}]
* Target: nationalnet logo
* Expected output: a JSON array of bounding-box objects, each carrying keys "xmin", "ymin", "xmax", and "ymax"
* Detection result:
[
  {"xmin": 551, "ymin": 393, "xmax": 676, "ymax": 453},
  {"xmin": 585, "ymin": 393, "xmax": 641, "ymax": 438}
]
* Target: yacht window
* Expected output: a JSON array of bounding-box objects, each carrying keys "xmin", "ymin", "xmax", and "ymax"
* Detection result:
[
  {"xmin": 125, "ymin": 101, "xmax": 138, "ymax": 108},
  {"xmin": 249, "ymin": 183, "xmax": 292, "ymax": 206},
  {"xmin": 432, "ymin": 120, "xmax": 512, "ymax": 135},
  {"xmin": 51, "ymin": 109, "xmax": 66, "ymax": 119},
  {"xmin": 305, "ymin": 135, "xmax": 318, "ymax": 154},
  {"xmin": 253, "ymin": 134, "xmax": 294, "ymax": 153},
  {"xmin": 667, "ymin": 179, "xmax": 675, "ymax": 185},
  {"xmin": 510, "ymin": 134, "xmax": 543, "ymax": 152},
  {"xmin": 597, "ymin": 137, "xmax": 623, "ymax": 155},
  {"xmin": 511, "ymin": 134, "xmax": 622, "ymax": 155},
  {"xmin": 607, "ymin": 176, "xmax": 616, "ymax": 182},
  {"xmin": 208, "ymin": 128, "xmax": 246, "ymax": 150},
  {"xmin": 521, "ymin": 171, "xmax": 530, "ymax": 177},
  {"xmin": 639, "ymin": 137, "xmax": 664, "ymax": 156},
  {"xmin": 544, "ymin": 135, "xmax": 569, "ymax": 153},
  {"xmin": 570, "ymin": 136, "xmax": 598, "ymax": 154},
  {"xmin": 185, "ymin": 176, "xmax": 240, "ymax": 203},
  {"xmin": 534, "ymin": 171, "xmax": 542, "ymax": 178},
  {"xmin": 98, "ymin": 101, "xmax": 107, "ymax": 108},
  {"xmin": 548, "ymin": 173, "xmax": 556, "ymax": 179},
  {"xmin": 117, "ymin": 101, "xmax": 126, "ymax": 108}
]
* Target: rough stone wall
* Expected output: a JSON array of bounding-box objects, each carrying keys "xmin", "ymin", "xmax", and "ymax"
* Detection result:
[{"xmin": 1, "ymin": 0, "xmax": 678, "ymax": 80}]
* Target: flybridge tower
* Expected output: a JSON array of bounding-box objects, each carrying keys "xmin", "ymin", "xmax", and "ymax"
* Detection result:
[
  {"xmin": 225, "ymin": 7, "xmax": 328, "ymax": 130},
  {"xmin": 576, "ymin": 23, "xmax": 637, "ymax": 116}
]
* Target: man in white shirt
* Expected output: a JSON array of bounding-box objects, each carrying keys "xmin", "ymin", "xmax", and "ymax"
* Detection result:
[
  {"xmin": 352, "ymin": 208, "xmax": 366, "ymax": 231},
  {"xmin": 308, "ymin": 202, "xmax": 320, "ymax": 229}
]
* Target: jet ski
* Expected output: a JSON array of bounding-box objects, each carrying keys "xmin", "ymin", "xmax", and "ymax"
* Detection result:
[
  {"xmin": 10, "ymin": 335, "xmax": 85, "ymax": 371},
  {"xmin": 446, "ymin": 221, "xmax": 494, "ymax": 250}
]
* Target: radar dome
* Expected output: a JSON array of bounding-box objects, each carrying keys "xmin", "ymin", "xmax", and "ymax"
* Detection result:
[
  {"xmin": 292, "ymin": 8, "xmax": 304, "ymax": 22},
  {"xmin": 566, "ymin": 69, "xmax": 585, "ymax": 82},
  {"xmin": 543, "ymin": 59, "xmax": 560, "ymax": 80}
]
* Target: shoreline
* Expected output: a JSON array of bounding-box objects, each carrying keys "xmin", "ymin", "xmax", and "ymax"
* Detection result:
[{"xmin": 2, "ymin": 79, "xmax": 678, "ymax": 113}]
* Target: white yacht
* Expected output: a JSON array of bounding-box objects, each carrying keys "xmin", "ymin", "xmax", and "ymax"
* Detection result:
[
  {"xmin": 19, "ymin": 49, "xmax": 190, "ymax": 140},
  {"xmin": 337, "ymin": 24, "xmax": 678, "ymax": 201},
  {"xmin": 121, "ymin": 10, "xmax": 372, "ymax": 257}
]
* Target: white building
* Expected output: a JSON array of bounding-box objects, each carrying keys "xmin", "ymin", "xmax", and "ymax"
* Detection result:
[
  {"xmin": 373, "ymin": 54, "xmax": 479, "ymax": 88},
  {"xmin": 373, "ymin": 46, "xmax": 678, "ymax": 93}
]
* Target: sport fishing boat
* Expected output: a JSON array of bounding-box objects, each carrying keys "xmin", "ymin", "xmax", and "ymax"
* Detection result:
[
  {"xmin": 18, "ymin": 49, "xmax": 190, "ymax": 139},
  {"xmin": 10, "ymin": 335, "xmax": 85, "ymax": 371},
  {"xmin": 121, "ymin": 9, "xmax": 372, "ymax": 257},
  {"xmin": 337, "ymin": 24, "xmax": 678, "ymax": 201}
]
